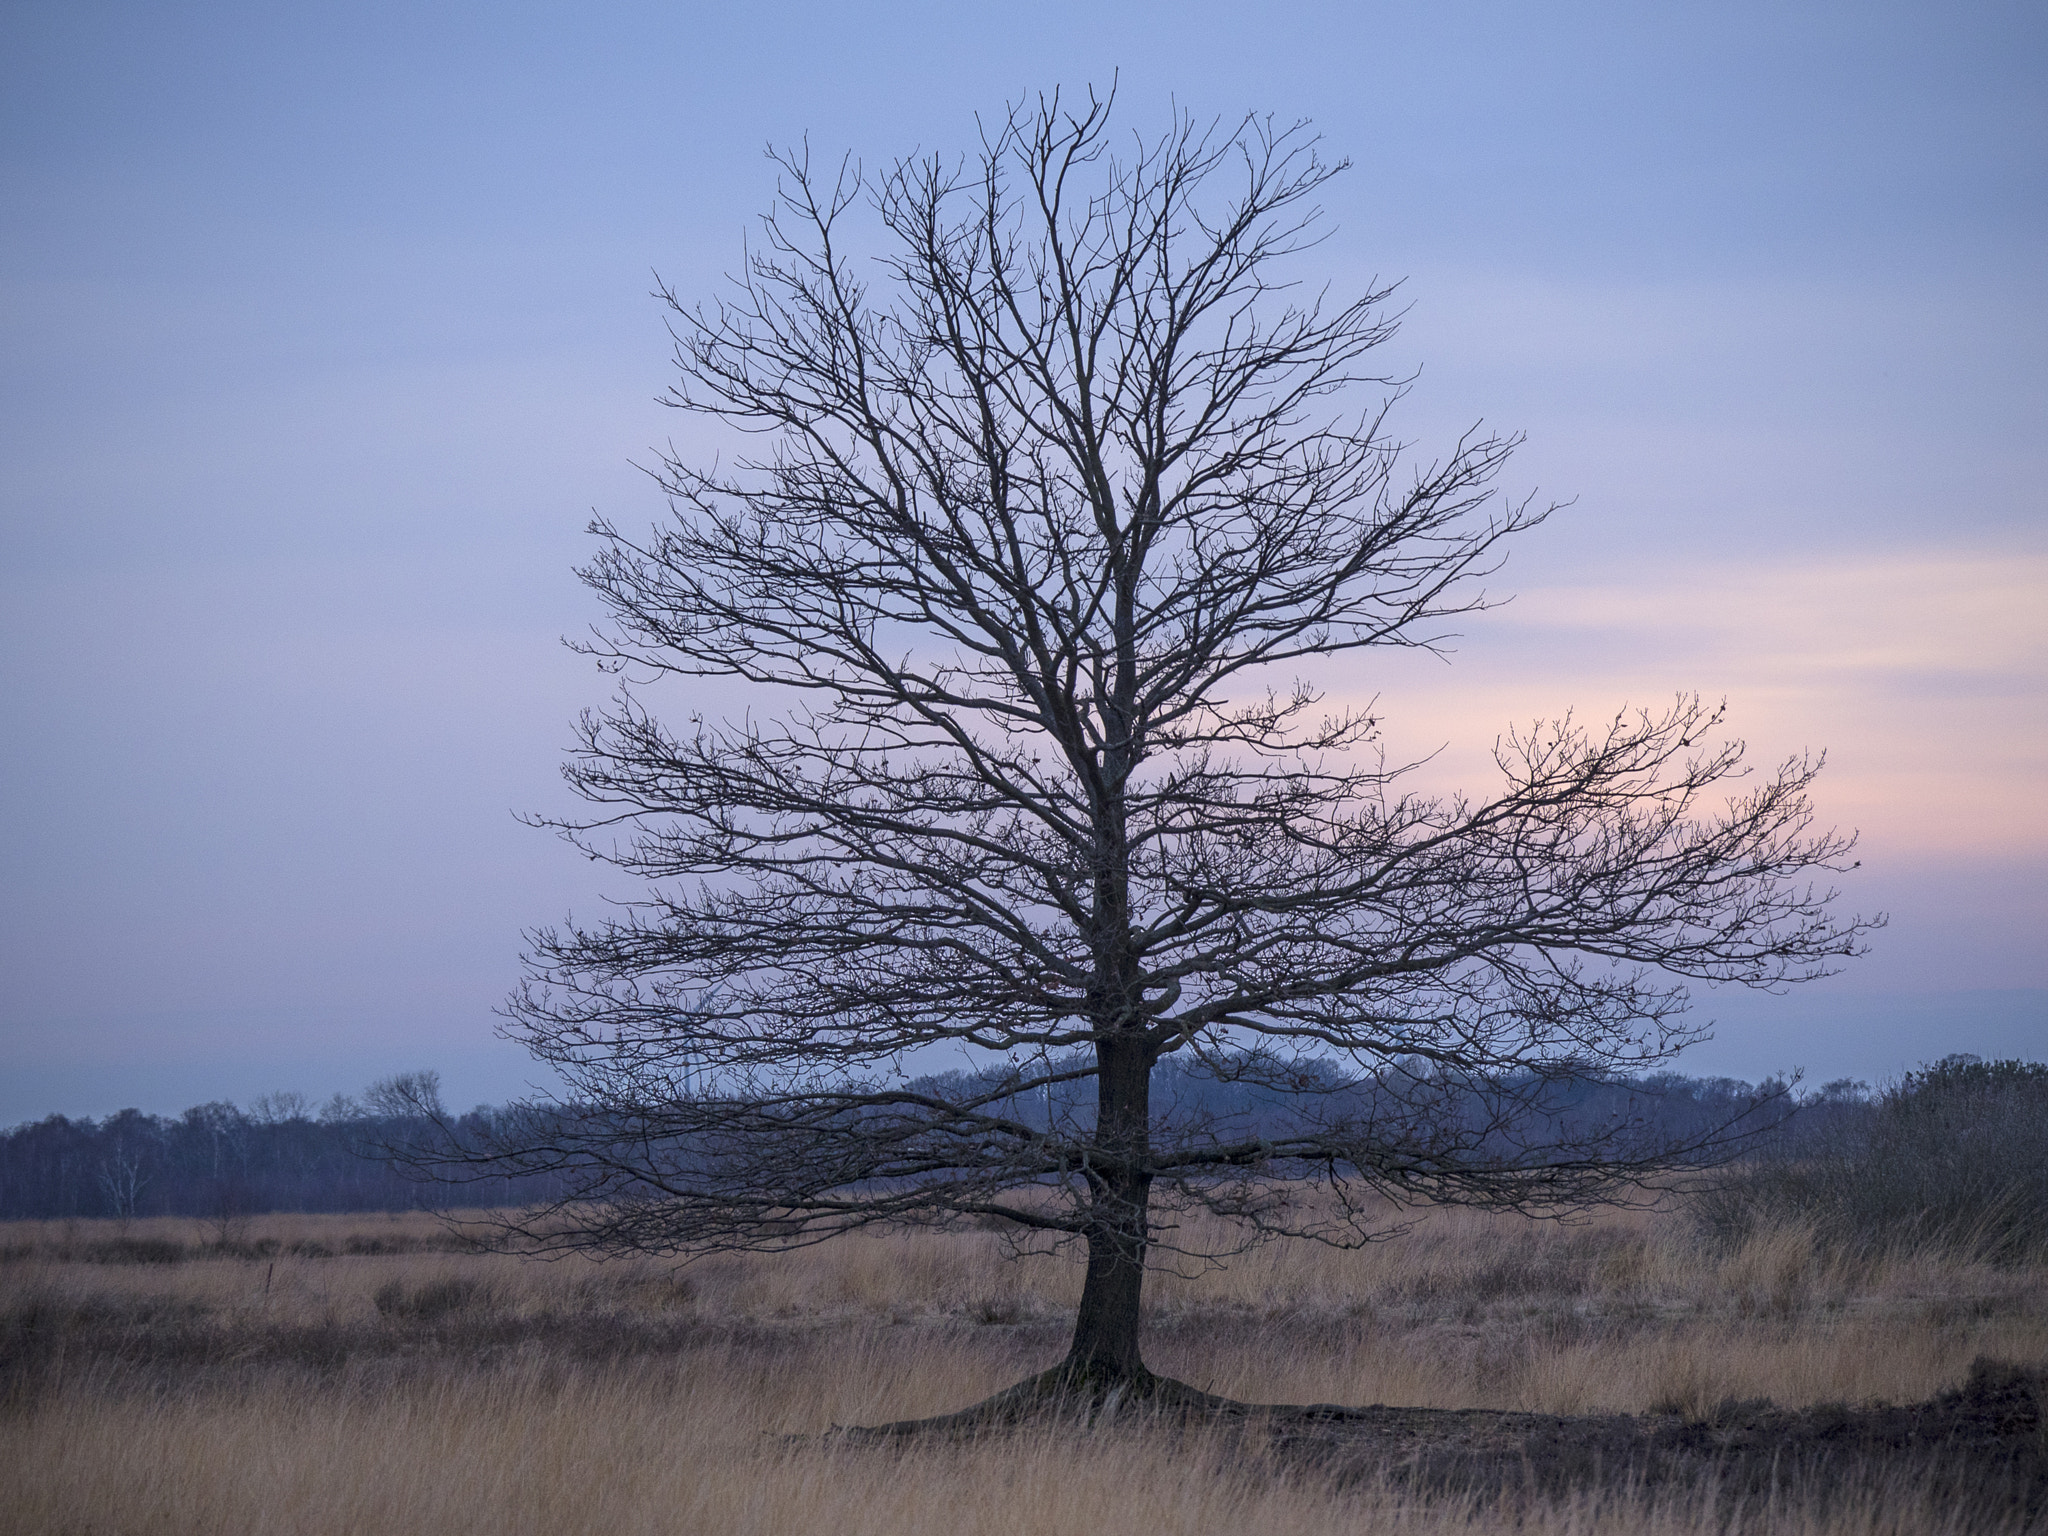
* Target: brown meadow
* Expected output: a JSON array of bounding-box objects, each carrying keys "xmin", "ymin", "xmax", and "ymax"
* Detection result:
[{"xmin": 3, "ymin": 1203, "xmax": 2043, "ymax": 1534}]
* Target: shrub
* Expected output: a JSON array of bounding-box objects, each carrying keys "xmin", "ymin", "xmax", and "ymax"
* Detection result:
[
  {"xmin": 1696, "ymin": 1056, "xmax": 2048, "ymax": 1264},
  {"xmin": 372, "ymin": 1277, "xmax": 495, "ymax": 1322}
]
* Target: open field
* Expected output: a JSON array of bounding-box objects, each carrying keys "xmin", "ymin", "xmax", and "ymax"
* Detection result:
[{"xmin": 4, "ymin": 1204, "xmax": 2045, "ymax": 1533}]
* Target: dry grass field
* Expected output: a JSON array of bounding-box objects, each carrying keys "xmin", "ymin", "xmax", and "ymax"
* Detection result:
[{"xmin": 3, "ymin": 1202, "xmax": 2044, "ymax": 1534}]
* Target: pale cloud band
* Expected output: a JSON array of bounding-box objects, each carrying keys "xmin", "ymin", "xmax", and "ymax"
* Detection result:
[{"xmin": 1354, "ymin": 550, "xmax": 2047, "ymax": 862}]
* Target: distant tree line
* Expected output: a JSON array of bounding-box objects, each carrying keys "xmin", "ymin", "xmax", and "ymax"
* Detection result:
[
  {"xmin": 10, "ymin": 1056, "xmax": 2034, "ymax": 1271},
  {"xmin": 0, "ymin": 1073, "xmax": 562, "ymax": 1221},
  {"xmin": 2, "ymin": 1061, "xmax": 1825, "ymax": 1223}
]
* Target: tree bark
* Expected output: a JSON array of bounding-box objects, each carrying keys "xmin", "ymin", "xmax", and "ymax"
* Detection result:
[
  {"xmin": 1064, "ymin": 1031, "xmax": 1153, "ymax": 1381},
  {"xmin": 1066, "ymin": 1190, "xmax": 1151, "ymax": 1379}
]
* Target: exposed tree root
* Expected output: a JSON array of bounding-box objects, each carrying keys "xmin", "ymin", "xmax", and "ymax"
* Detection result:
[{"xmin": 839, "ymin": 1361, "xmax": 1370, "ymax": 1438}]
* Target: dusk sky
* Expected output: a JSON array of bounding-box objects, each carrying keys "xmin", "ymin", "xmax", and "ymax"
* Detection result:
[{"xmin": 4, "ymin": 0, "xmax": 2042, "ymax": 1124}]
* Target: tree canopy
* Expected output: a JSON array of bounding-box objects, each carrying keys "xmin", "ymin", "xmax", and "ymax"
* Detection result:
[{"xmin": 442, "ymin": 89, "xmax": 1873, "ymax": 1405}]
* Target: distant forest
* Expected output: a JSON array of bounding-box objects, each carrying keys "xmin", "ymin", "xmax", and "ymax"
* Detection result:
[
  {"xmin": 0, "ymin": 1074, "xmax": 564, "ymax": 1221},
  {"xmin": 0, "ymin": 1064, "xmax": 1870, "ymax": 1222}
]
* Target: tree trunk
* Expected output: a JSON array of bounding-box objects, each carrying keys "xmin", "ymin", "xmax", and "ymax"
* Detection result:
[
  {"xmin": 1065, "ymin": 1182, "xmax": 1151, "ymax": 1379},
  {"xmin": 1063, "ymin": 1032, "xmax": 1152, "ymax": 1382}
]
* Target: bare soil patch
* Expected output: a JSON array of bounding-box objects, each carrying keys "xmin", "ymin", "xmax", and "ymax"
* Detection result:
[{"xmin": 1246, "ymin": 1356, "xmax": 2046, "ymax": 1518}]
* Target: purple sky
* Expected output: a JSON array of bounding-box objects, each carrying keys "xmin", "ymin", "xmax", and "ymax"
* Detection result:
[{"xmin": 3, "ymin": 0, "xmax": 2043, "ymax": 1123}]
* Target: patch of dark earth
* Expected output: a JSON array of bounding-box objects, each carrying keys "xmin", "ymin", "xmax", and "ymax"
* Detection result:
[{"xmin": 848, "ymin": 1358, "xmax": 2048, "ymax": 1524}]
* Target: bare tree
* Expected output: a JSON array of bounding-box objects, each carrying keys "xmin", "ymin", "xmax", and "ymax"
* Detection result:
[
  {"xmin": 449, "ymin": 90, "xmax": 1872, "ymax": 1411},
  {"xmin": 96, "ymin": 1132, "xmax": 150, "ymax": 1225}
]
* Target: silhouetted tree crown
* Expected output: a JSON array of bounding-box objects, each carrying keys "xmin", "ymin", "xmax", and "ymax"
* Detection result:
[{"xmin": 451, "ymin": 89, "xmax": 1874, "ymax": 1400}]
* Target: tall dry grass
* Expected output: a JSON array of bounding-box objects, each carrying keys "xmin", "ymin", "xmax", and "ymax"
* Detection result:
[
  {"xmin": 6, "ymin": 1362, "xmax": 2025, "ymax": 1536},
  {"xmin": 3, "ymin": 1204, "xmax": 2043, "ymax": 1533}
]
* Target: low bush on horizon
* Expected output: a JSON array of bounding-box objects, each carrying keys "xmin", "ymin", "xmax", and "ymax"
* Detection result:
[{"xmin": 1698, "ymin": 1056, "xmax": 2048, "ymax": 1265}]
